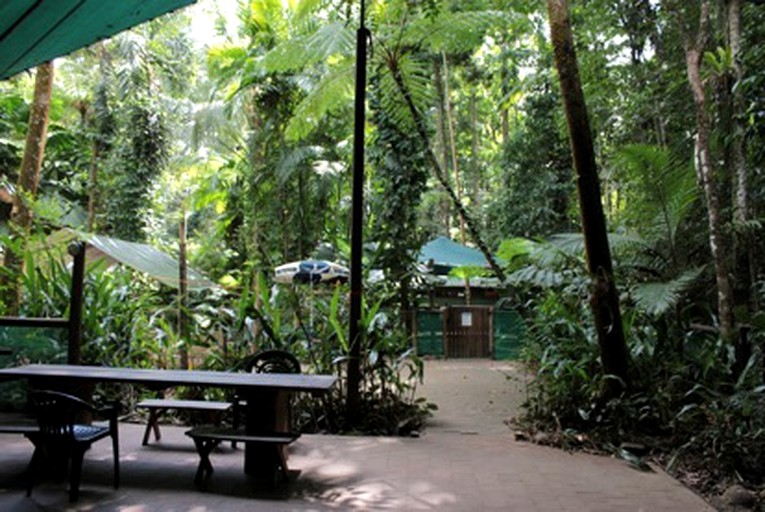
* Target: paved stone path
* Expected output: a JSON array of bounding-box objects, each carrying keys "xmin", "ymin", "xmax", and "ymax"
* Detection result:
[{"xmin": 0, "ymin": 359, "xmax": 714, "ymax": 510}]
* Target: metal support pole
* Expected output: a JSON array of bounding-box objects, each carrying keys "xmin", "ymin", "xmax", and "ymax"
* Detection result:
[{"xmin": 346, "ymin": 0, "xmax": 369, "ymax": 426}]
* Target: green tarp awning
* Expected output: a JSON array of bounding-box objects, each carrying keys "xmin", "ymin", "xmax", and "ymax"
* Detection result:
[
  {"xmin": 0, "ymin": 0, "xmax": 197, "ymax": 80},
  {"xmin": 84, "ymin": 233, "xmax": 216, "ymax": 291}
]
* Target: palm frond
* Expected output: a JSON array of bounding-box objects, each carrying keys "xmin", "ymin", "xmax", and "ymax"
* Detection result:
[
  {"xmin": 207, "ymin": 44, "xmax": 251, "ymax": 84},
  {"xmin": 188, "ymin": 99, "xmax": 247, "ymax": 153},
  {"xmin": 656, "ymin": 173, "xmax": 697, "ymax": 244},
  {"xmin": 497, "ymin": 237, "xmax": 536, "ymax": 260},
  {"xmin": 258, "ymin": 34, "xmax": 311, "ymax": 73},
  {"xmin": 632, "ymin": 267, "xmax": 704, "ymax": 316},
  {"xmin": 508, "ymin": 265, "xmax": 566, "ymax": 288},
  {"xmin": 615, "ymin": 144, "xmax": 698, "ymax": 243},
  {"xmin": 292, "ymin": 0, "xmax": 324, "ymax": 24},
  {"xmin": 304, "ymin": 22, "xmax": 355, "ymax": 64},
  {"xmin": 546, "ymin": 233, "xmax": 645, "ymax": 260},
  {"xmin": 247, "ymin": 0, "xmax": 287, "ymax": 35}
]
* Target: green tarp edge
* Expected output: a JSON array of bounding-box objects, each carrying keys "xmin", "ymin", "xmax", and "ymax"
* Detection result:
[
  {"xmin": 0, "ymin": 0, "xmax": 197, "ymax": 80},
  {"xmin": 83, "ymin": 232, "xmax": 216, "ymax": 291}
]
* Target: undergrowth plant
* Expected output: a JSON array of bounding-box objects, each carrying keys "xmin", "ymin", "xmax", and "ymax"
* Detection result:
[
  {"xmin": 208, "ymin": 274, "xmax": 434, "ymax": 435},
  {"xmin": 2, "ymin": 239, "xmax": 432, "ymax": 435},
  {"xmin": 510, "ymin": 235, "xmax": 765, "ymax": 492}
]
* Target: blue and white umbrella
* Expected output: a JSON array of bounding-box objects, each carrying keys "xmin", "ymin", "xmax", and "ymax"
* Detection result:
[{"xmin": 273, "ymin": 260, "xmax": 349, "ymax": 285}]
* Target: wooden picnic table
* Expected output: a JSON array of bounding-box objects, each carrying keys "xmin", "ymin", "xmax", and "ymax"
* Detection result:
[{"xmin": 0, "ymin": 364, "xmax": 336, "ymax": 482}]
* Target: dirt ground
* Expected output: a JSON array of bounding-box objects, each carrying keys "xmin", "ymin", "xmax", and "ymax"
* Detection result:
[{"xmin": 416, "ymin": 358, "xmax": 529, "ymax": 434}]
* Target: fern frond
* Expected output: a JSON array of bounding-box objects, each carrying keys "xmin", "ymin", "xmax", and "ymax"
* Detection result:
[
  {"xmin": 378, "ymin": 53, "xmax": 433, "ymax": 132},
  {"xmin": 275, "ymin": 145, "xmax": 320, "ymax": 185},
  {"xmin": 405, "ymin": 10, "xmax": 509, "ymax": 53},
  {"xmin": 285, "ymin": 64, "xmax": 354, "ymax": 140},
  {"xmin": 260, "ymin": 21, "xmax": 354, "ymax": 74}
]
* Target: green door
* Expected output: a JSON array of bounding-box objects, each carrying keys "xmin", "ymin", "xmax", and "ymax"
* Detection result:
[
  {"xmin": 416, "ymin": 310, "xmax": 444, "ymax": 356},
  {"xmin": 493, "ymin": 310, "xmax": 526, "ymax": 360}
]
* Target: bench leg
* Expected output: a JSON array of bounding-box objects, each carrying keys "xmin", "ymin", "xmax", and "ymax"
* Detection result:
[
  {"xmin": 276, "ymin": 444, "xmax": 291, "ymax": 481},
  {"xmin": 191, "ymin": 438, "xmax": 216, "ymax": 485},
  {"xmin": 142, "ymin": 409, "xmax": 163, "ymax": 446}
]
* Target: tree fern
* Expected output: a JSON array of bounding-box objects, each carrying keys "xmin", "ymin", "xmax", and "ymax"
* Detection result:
[
  {"xmin": 405, "ymin": 10, "xmax": 509, "ymax": 54},
  {"xmin": 285, "ymin": 63, "xmax": 355, "ymax": 140},
  {"xmin": 377, "ymin": 52, "xmax": 433, "ymax": 132},
  {"xmin": 259, "ymin": 22, "xmax": 355, "ymax": 74}
]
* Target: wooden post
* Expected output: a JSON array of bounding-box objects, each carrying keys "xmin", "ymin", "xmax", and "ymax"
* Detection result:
[
  {"xmin": 178, "ymin": 210, "xmax": 189, "ymax": 370},
  {"xmin": 67, "ymin": 242, "xmax": 85, "ymax": 365}
]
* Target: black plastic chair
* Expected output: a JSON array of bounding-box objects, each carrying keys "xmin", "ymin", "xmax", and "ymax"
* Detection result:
[
  {"xmin": 243, "ymin": 349, "xmax": 302, "ymax": 375},
  {"xmin": 232, "ymin": 350, "xmax": 301, "ymax": 447},
  {"xmin": 25, "ymin": 390, "xmax": 120, "ymax": 503}
]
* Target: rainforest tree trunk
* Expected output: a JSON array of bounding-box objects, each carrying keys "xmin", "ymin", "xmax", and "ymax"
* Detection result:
[
  {"xmin": 680, "ymin": 0, "xmax": 735, "ymax": 343},
  {"xmin": 442, "ymin": 53, "xmax": 467, "ymax": 243},
  {"xmin": 1, "ymin": 61, "xmax": 54, "ymax": 313},
  {"xmin": 725, "ymin": 0, "xmax": 752, "ymax": 376},
  {"xmin": 547, "ymin": 0, "xmax": 631, "ymax": 390},
  {"xmin": 433, "ymin": 57, "xmax": 453, "ymax": 233}
]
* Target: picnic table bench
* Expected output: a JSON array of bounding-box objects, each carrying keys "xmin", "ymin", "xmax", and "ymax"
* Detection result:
[
  {"xmin": 136, "ymin": 398, "xmax": 232, "ymax": 446},
  {"xmin": 0, "ymin": 364, "xmax": 335, "ymax": 486},
  {"xmin": 0, "ymin": 412, "xmax": 37, "ymax": 435},
  {"xmin": 185, "ymin": 426, "xmax": 300, "ymax": 485}
]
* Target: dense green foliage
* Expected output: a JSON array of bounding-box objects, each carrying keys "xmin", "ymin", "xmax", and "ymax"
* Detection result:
[{"xmin": 0, "ymin": 0, "xmax": 764, "ymax": 500}]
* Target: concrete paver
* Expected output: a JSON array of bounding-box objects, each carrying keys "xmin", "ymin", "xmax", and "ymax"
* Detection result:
[{"xmin": 0, "ymin": 359, "xmax": 713, "ymax": 510}]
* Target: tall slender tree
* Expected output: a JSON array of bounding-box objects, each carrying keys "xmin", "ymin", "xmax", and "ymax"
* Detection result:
[
  {"xmin": 671, "ymin": 0, "xmax": 735, "ymax": 342},
  {"xmin": 1, "ymin": 61, "xmax": 54, "ymax": 313},
  {"xmin": 546, "ymin": 0, "xmax": 631, "ymax": 389}
]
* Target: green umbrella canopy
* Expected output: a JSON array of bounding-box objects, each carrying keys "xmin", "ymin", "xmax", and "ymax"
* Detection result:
[{"xmin": 0, "ymin": 0, "xmax": 197, "ymax": 80}]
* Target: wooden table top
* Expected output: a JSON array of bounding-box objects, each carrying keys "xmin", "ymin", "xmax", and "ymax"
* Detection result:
[{"xmin": 0, "ymin": 364, "xmax": 336, "ymax": 392}]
